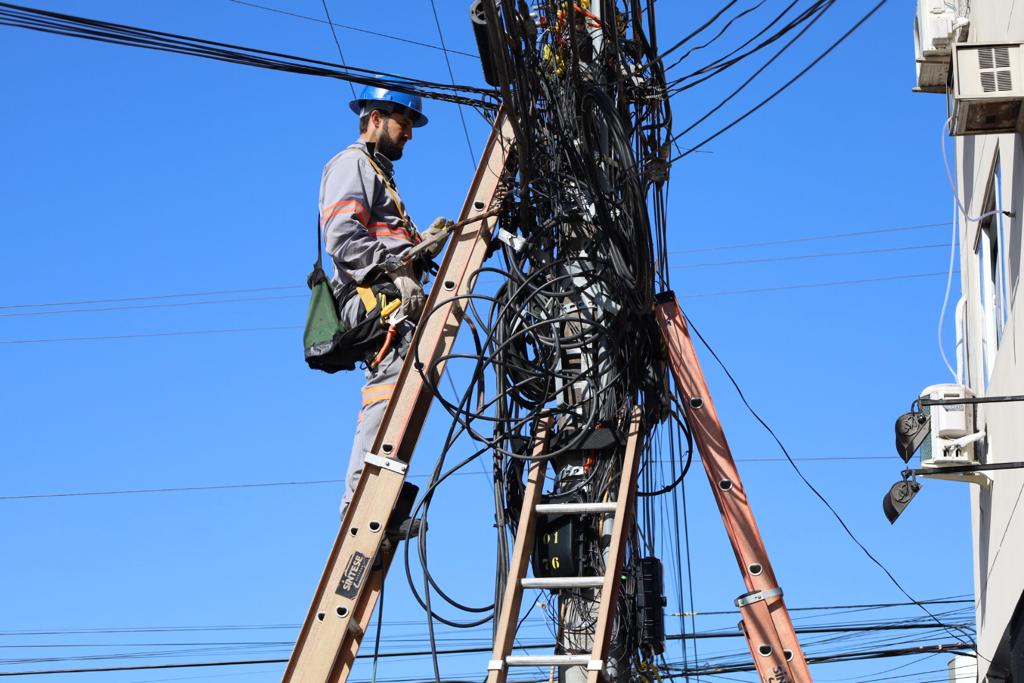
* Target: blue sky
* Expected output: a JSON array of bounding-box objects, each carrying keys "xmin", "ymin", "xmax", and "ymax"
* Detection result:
[{"xmin": 1, "ymin": 1, "xmax": 976, "ymax": 681}]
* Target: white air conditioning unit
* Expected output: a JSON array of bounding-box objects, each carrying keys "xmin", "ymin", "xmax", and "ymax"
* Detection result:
[
  {"xmin": 951, "ymin": 42, "xmax": 1024, "ymax": 134},
  {"xmin": 918, "ymin": 383, "xmax": 979, "ymax": 467},
  {"xmin": 914, "ymin": 0, "xmax": 963, "ymax": 93}
]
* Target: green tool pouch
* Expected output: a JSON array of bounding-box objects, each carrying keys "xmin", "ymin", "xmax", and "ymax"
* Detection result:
[{"xmin": 303, "ymin": 216, "xmax": 399, "ymax": 373}]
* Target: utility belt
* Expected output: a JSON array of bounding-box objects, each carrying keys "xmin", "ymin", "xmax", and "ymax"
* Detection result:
[{"xmin": 302, "ymin": 213, "xmax": 404, "ymax": 374}]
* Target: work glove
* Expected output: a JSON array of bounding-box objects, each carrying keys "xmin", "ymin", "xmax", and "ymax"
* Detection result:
[
  {"xmin": 386, "ymin": 262, "xmax": 425, "ymax": 320},
  {"xmin": 420, "ymin": 216, "xmax": 454, "ymax": 258}
]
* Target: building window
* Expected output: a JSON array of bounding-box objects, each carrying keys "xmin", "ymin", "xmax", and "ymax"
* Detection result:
[{"xmin": 975, "ymin": 157, "xmax": 1011, "ymax": 388}]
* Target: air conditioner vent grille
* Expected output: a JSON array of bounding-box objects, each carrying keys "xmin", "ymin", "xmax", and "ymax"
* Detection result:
[
  {"xmin": 976, "ymin": 47, "xmax": 1014, "ymax": 92},
  {"xmin": 996, "ymin": 46, "xmax": 1011, "ymax": 68}
]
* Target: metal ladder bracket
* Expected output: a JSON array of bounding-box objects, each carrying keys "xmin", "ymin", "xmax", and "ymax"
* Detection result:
[
  {"xmin": 363, "ymin": 453, "xmax": 408, "ymax": 475},
  {"xmin": 735, "ymin": 587, "xmax": 784, "ymax": 608}
]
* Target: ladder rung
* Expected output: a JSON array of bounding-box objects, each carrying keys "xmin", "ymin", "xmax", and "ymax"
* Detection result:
[
  {"xmin": 521, "ymin": 576, "xmax": 604, "ymax": 589},
  {"xmin": 506, "ymin": 654, "xmax": 593, "ymax": 667},
  {"xmin": 534, "ymin": 502, "xmax": 617, "ymax": 514}
]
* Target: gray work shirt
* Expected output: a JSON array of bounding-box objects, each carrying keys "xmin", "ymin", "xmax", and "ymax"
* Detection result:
[{"xmin": 318, "ymin": 140, "xmax": 422, "ymax": 298}]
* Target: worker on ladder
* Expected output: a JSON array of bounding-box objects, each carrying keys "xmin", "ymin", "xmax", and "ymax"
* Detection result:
[{"xmin": 318, "ymin": 85, "xmax": 450, "ymax": 516}]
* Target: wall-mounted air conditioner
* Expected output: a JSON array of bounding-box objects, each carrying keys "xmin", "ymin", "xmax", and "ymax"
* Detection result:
[
  {"xmin": 950, "ymin": 42, "xmax": 1024, "ymax": 135},
  {"xmin": 914, "ymin": 0, "xmax": 964, "ymax": 93},
  {"xmin": 919, "ymin": 384, "xmax": 979, "ymax": 467}
]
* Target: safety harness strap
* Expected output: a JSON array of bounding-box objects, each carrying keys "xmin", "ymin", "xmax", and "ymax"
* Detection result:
[{"xmin": 362, "ymin": 151, "xmax": 413, "ymax": 230}]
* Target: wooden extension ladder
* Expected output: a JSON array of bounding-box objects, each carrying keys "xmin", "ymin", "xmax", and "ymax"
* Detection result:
[
  {"xmin": 281, "ymin": 111, "xmax": 515, "ymax": 683},
  {"xmin": 655, "ymin": 291, "xmax": 811, "ymax": 682},
  {"xmin": 486, "ymin": 408, "xmax": 643, "ymax": 683}
]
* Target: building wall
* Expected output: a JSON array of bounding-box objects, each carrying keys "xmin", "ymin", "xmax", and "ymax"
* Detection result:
[{"xmin": 956, "ymin": 4, "xmax": 1024, "ymax": 678}]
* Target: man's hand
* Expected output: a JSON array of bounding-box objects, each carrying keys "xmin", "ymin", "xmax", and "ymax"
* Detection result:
[
  {"xmin": 386, "ymin": 263, "xmax": 425, "ymax": 320},
  {"xmin": 421, "ymin": 216, "xmax": 453, "ymax": 258}
]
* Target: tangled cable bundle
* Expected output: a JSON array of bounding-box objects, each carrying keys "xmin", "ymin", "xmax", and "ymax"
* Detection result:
[{"xmin": 397, "ymin": 2, "xmax": 697, "ymax": 677}]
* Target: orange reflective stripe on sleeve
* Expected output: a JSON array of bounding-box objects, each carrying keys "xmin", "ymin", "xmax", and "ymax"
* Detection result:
[
  {"xmin": 361, "ymin": 383, "xmax": 396, "ymax": 406},
  {"xmin": 366, "ymin": 222, "xmax": 414, "ymax": 242},
  {"xmin": 323, "ymin": 199, "xmax": 370, "ymax": 226}
]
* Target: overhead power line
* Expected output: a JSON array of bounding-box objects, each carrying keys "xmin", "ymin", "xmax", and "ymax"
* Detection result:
[
  {"xmin": 318, "ymin": 0, "xmax": 355, "ymax": 99},
  {"xmin": 672, "ymin": 0, "xmax": 833, "ymax": 137},
  {"xmin": 673, "ymin": 243, "xmax": 948, "ymax": 269},
  {"xmin": 0, "ymin": 598, "xmax": 970, "ymax": 635},
  {"xmin": 681, "ymin": 270, "xmax": 959, "ymax": 299},
  {"xmin": 226, "ymin": 0, "xmax": 477, "ymax": 58},
  {"xmin": 0, "ymin": 639, "xmax": 973, "ymax": 678},
  {"xmin": 671, "ymin": 0, "xmax": 889, "ymax": 160},
  {"xmin": 661, "ymin": 642, "xmax": 975, "ymax": 678},
  {"xmin": 0, "ymin": 252, "xmax": 948, "ymax": 317},
  {"xmin": 669, "ymin": 221, "xmax": 950, "ymax": 254},
  {"xmin": 0, "ymin": 221, "xmax": 950, "ymax": 310},
  {"xmin": 0, "ymin": 270, "xmax": 956, "ymax": 344},
  {"xmin": 0, "ymin": 325, "xmax": 300, "ymax": 345},
  {"xmin": 676, "ymin": 597, "xmax": 973, "ymax": 618},
  {"xmin": 0, "ymin": 456, "xmax": 894, "ymax": 501},
  {"xmin": 426, "ymin": 0, "xmax": 477, "ymax": 168},
  {"xmin": 0, "ymin": 480, "xmax": 343, "ymax": 501},
  {"xmin": 681, "ymin": 311, "xmax": 979, "ymax": 653},
  {"xmin": 0, "ymin": 294, "xmax": 305, "ymax": 318},
  {"xmin": 0, "ymin": 285, "xmax": 303, "ymax": 310},
  {"xmin": 666, "ymin": 0, "xmax": 834, "ymax": 93},
  {"xmin": 0, "ymin": 2, "xmax": 498, "ymax": 109}
]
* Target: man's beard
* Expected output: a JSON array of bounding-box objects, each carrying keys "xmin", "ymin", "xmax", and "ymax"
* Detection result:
[{"xmin": 376, "ymin": 122, "xmax": 405, "ymax": 160}]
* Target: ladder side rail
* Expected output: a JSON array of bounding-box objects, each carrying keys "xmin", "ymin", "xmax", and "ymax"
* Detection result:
[
  {"xmin": 333, "ymin": 544, "xmax": 397, "ymax": 681},
  {"xmin": 586, "ymin": 407, "xmax": 643, "ymax": 683},
  {"xmin": 654, "ymin": 293, "xmax": 812, "ymax": 683},
  {"xmin": 369, "ymin": 112, "xmax": 515, "ymax": 465},
  {"xmin": 486, "ymin": 420, "xmax": 552, "ymax": 683},
  {"xmin": 283, "ymin": 112, "xmax": 515, "ymax": 683}
]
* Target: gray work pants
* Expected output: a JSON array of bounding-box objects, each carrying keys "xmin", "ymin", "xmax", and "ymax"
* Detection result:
[{"xmin": 338, "ymin": 293, "xmax": 412, "ymax": 517}]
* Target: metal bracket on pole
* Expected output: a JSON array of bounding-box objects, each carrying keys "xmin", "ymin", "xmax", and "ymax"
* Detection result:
[
  {"xmin": 919, "ymin": 394, "xmax": 1024, "ymax": 407},
  {"xmin": 906, "ymin": 460, "xmax": 1024, "ymax": 486},
  {"xmin": 905, "ymin": 461, "xmax": 1024, "ymax": 477}
]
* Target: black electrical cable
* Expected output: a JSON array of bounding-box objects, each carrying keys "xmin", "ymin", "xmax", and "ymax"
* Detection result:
[
  {"xmin": 671, "ymin": 0, "xmax": 834, "ymax": 138},
  {"xmin": 318, "ymin": 0, "xmax": 355, "ymax": 99},
  {"xmin": 662, "ymin": 0, "xmax": 767, "ymax": 70},
  {"xmin": 394, "ymin": 3, "xmax": 679, "ymax": 673},
  {"xmin": 425, "ymin": 0, "xmax": 476, "ymax": 168},
  {"xmin": 670, "ymin": 0, "xmax": 890, "ymax": 160},
  {"xmin": 679, "ymin": 309, "xmax": 983, "ymax": 659},
  {"xmin": 652, "ymin": 0, "xmax": 742, "ymax": 63},
  {"xmin": 664, "ymin": 0, "xmax": 831, "ymax": 91},
  {"xmin": 226, "ymin": 0, "xmax": 478, "ymax": 58},
  {"xmin": 0, "ymin": 2, "xmax": 499, "ymax": 109}
]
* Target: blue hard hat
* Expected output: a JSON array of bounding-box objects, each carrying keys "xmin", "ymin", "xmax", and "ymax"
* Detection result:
[{"xmin": 349, "ymin": 85, "xmax": 428, "ymax": 127}]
